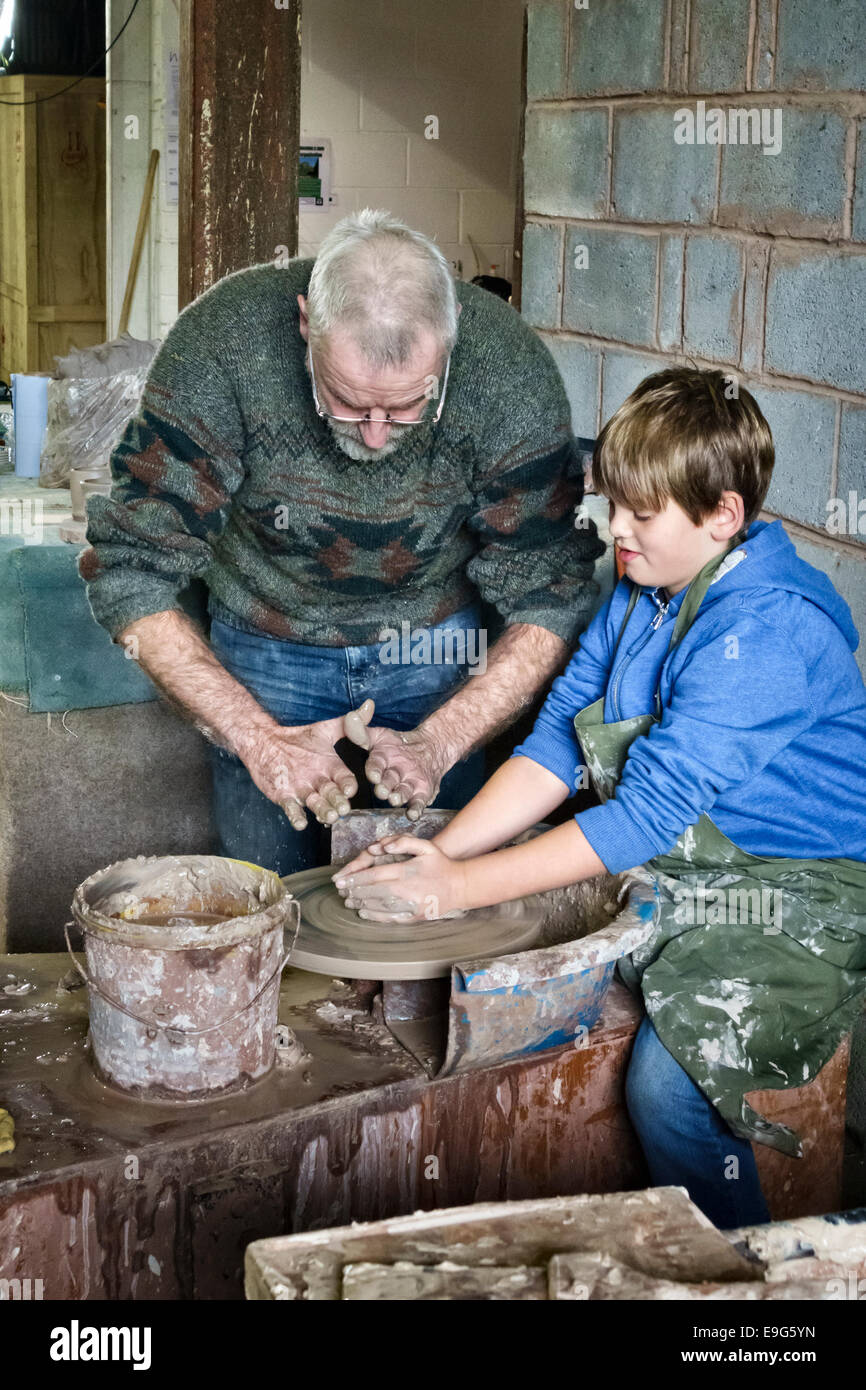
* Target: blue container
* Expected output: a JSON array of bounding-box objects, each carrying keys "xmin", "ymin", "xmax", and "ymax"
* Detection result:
[{"xmin": 10, "ymin": 374, "xmax": 49, "ymax": 478}]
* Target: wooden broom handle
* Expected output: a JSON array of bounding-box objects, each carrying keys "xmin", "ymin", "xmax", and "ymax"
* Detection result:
[{"xmin": 118, "ymin": 149, "xmax": 160, "ymax": 336}]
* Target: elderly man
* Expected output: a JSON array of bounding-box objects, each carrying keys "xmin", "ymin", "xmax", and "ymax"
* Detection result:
[{"xmin": 80, "ymin": 209, "xmax": 604, "ymax": 875}]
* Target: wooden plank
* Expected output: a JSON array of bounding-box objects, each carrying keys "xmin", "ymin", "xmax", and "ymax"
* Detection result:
[
  {"xmin": 342, "ymin": 1262, "xmax": 547, "ymax": 1301},
  {"xmin": 0, "ymin": 81, "xmax": 27, "ymax": 301},
  {"xmin": 178, "ymin": 0, "xmax": 301, "ymax": 308},
  {"xmin": 118, "ymin": 149, "xmax": 160, "ymax": 335},
  {"xmin": 246, "ymin": 1187, "xmax": 761, "ymax": 1301},
  {"xmin": 30, "ymin": 306, "xmax": 107, "ymax": 323},
  {"xmin": 21, "ymin": 86, "xmax": 38, "ymax": 372},
  {"xmin": 548, "ymin": 1251, "xmax": 843, "ymax": 1301},
  {"xmin": 0, "ymin": 294, "xmax": 26, "ymax": 382},
  {"xmin": 38, "ymin": 320, "xmax": 106, "ymax": 368},
  {"xmin": 35, "ymin": 82, "xmax": 105, "ymax": 312},
  {"xmin": 0, "ymin": 75, "xmax": 105, "ymax": 377}
]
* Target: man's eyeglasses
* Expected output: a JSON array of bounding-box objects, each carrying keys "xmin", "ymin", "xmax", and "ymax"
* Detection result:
[{"xmin": 307, "ymin": 345, "xmax": 451, "ymax": 427}]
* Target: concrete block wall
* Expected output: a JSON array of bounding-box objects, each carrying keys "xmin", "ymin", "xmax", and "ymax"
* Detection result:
[
  {"xmin": 298, "ymin": 0, "xmax": 526, "ymax": 280},
  {"xmin": 523, "ymin": 0, "xmax": 866, "ymax": 670}
]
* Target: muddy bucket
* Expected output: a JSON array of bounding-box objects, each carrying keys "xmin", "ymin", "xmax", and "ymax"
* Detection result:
[{"xmin": 69, "ymin": 855, "xmax": 299, "ymax": 1099}]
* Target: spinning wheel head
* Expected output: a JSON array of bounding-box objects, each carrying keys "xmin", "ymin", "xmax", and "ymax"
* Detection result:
[{"xmin": 282, "ymin": 866, "xmax": 543, "ymax": 980}]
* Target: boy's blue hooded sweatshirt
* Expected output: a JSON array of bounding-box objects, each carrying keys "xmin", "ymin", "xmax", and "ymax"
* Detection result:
[{"xmin": 513, "ymin": 519, "xmax": 866, "ymax": 874}]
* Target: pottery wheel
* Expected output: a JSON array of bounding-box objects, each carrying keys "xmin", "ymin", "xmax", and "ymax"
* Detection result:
[{"xmin": 282, "ymin": 865, "xmax": 544, "ymax": 980}]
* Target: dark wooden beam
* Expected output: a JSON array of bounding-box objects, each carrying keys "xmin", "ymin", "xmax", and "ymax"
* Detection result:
[{"xmin": 178, "ymin": 0, "xmax": 301, "ymax": 309}]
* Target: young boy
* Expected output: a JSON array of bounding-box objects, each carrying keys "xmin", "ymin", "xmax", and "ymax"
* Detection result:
[{"xmin": 334, "ymin": 367, "xmax": 866, "ymax": 1229}]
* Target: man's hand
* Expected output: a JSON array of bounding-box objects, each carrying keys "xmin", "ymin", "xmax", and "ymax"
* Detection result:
[
  {"xmin": 343, "ymin": 700, "xmax": 449, "ymax": 821},
  {"xmin": 115, "ymin": 610, "xmax": 363, "ymax": 832},
  {"xmin": 332, "ymin": 835, "xmax": 467, "ymax": 922},
  {"xmin": 241, "ymin": 713, "xmax": 362, "ymax": 831},
  {"xmin": 237, "ymin": 698, "xmax": 423, "ymax": 832},
  {"xmin": 342, "ymin": 624, "xmax": 569, "ymax": 821}
]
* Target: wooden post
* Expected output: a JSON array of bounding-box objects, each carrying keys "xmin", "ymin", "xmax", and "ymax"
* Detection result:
[{"xmin": 178, "ymin": 0, "xmax": 301, "ymax": 310}]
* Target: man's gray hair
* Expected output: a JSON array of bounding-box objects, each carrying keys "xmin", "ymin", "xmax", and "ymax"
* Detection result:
[{"xmin": 306, "ymin": 208, "xmax": 459, "ymax": 368}]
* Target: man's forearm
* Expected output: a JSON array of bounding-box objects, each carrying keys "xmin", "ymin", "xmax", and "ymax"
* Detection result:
[
  {"xmin": 419, "ymin": 622, "xmax": 567, "ymax": 766},
  {"xmin": 119, "ymin": 609, "xmax": 278, "ymax": 760},
  {"xmin": 458, "ymin": 819, "xmax": 607, "ymax": 910}
]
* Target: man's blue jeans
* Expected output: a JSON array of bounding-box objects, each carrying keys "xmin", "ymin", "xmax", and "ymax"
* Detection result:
[
  {"xmin": 626, "ymin": 1014, "xmax": 771, "ymax": 1228},
  {"xmin": 208, "ymin": 606, "xmax": 486, "ymax": 877}
]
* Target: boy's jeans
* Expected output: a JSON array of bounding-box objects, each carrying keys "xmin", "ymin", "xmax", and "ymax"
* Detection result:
[
  {"xmin": 626, "ymin": 1015, "xmax": 771, "ymax": 1228},
  {"xmin": 208, "ymin": 605, "xmax": 486, "ymax": 877}
]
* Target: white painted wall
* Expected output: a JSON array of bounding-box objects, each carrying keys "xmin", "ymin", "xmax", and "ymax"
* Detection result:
[
  {"xmin": 299, "ymin": 0, "xmax": 525, "ymax": 279},
  {"xmin": 105, "ymin": 0, "xmax": 151, "ymax": 340},
  {"xmin": 105, "ymin": 0, "xmax": 179, "ymax": 342},
  {"xmin": 106, "ymin": 0, "xmax": 524, "ymax": 339},
  {"xmin": 149, "ymin": 0, "xmax": 180, "ymax": 340}
]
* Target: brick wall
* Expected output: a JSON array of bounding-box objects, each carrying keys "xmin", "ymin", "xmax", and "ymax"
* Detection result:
[{"xmin": 522, "ymin": 0, "xmax": 866, "ymax": 670}]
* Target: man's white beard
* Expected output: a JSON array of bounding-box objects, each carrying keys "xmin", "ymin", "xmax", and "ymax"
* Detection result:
[{"xmin": 325, "ymin": 414, "xmax": 421, "ymax": 461}]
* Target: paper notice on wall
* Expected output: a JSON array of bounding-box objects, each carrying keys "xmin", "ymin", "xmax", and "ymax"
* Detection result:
[
  {"xmin": 165, "ymin": 48, "xmax": 180, "ymax": 205},
  {"xmin": 299, "ymin": 139, "xmax": 334, "ymax": 212}
]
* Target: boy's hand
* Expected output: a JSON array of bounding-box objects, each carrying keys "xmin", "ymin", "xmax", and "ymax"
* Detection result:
[
  {"xmin": 336, "ymin": 839, "xmax": 389, "ymax": 879},
  {"xmin": 332, "ymin": 836, "xmax": 467, "ymax": 923}
]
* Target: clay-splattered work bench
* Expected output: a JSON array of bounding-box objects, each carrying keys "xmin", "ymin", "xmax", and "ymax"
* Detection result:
[{"xmin": 0, "ymin": 949, "xmax": 850, "ymax": 1300}]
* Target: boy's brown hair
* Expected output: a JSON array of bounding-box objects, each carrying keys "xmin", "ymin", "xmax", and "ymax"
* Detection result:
[{"xmin": 592, "ymin": 367, "xmax": 774, "ymax": 527}]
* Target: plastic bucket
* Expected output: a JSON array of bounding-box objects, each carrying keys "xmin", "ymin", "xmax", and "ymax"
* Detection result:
[{"xmin": 69, "ymin": 855, "xmax": 299, "ymax": 1099}]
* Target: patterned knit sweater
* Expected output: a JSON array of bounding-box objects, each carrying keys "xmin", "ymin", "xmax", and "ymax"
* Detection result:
[{"xmin": 80, "ymin": 258, "xmax": 605, "ymax": 647}]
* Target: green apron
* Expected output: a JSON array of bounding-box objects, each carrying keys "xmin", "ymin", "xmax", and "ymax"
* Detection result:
[{"xmin": 575, "ymin": 545, "xmax": 866, "ymax": 1157}]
